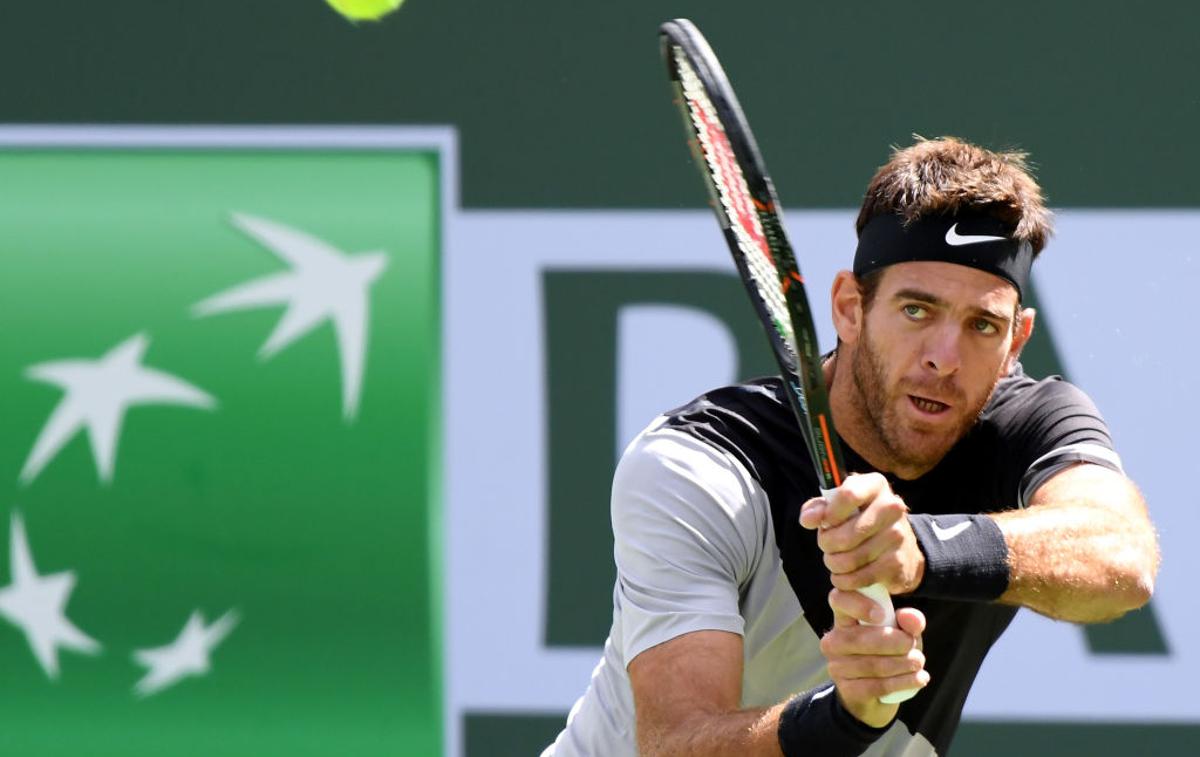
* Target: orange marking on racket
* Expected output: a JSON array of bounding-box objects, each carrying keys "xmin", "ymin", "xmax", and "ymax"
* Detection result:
[{"xmin": 818, "ymin": 414, "xmax": 842, "ymax": 486}]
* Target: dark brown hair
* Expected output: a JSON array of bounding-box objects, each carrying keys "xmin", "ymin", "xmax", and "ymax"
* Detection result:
[{"xmin": 855, "ymin": 136, "xmax": 1053, "ymax": 256}]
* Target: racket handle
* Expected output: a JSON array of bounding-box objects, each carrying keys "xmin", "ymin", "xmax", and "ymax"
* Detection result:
[
  {"xmin": 819, "ymin": 490, "xmax": 918, "ymax": 704},
  {"xmin": 856, "ymin": 582, "xmax": 896, "ymax": 627},
  {"xmin": 857, "ymin": 583, "xmax": 919, "ymax": 705}
]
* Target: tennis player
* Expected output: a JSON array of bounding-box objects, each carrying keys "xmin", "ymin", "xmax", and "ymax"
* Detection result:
[{"xmin": 541, "ymin": 137, "xmax": 1159, "ymax": 756}]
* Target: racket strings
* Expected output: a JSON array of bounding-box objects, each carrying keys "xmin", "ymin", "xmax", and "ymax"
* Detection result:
[{"xmin": 672, "ymin": 49, "xmax": 799, "ymax": 360}]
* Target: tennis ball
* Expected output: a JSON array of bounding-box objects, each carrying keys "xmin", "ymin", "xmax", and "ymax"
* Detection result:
[{"xmin": 326, "ymin": 0, "xmax": 404, "ymax": 22}]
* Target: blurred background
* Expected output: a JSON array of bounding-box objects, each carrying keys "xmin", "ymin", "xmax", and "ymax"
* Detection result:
[{"xmin": 0, "ymin": 1, "xmax": 1197, "ymax": 755}]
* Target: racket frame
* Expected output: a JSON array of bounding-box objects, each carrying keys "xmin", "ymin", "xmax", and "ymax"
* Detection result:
[
  {"xmin": 660, "ymin": 17, "xmax": 916, "ymax": 706},
  {"xmin": 660, "ymin": 18, "xmax": 844, "ymax": 491}
]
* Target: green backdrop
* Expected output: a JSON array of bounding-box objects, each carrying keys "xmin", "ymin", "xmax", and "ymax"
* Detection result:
[{"xmin": 0, "ymin": 144, "xmax": 440, "ymax": 755}]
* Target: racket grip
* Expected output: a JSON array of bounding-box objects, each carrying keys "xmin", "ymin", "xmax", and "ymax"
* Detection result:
[
  {"xmin": 819, "ymin": 490, "xmax": 918, "ymax": 705},
  {"xmin": 858, "ymin": 583, "xmax": 919, "ymax": 704},
  {"xmin": 856, "ymin": 582, "xmax": 896, "ymax": 627}
]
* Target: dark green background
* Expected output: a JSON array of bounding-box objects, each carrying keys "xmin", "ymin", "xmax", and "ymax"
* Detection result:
[{"xmin": 2, "ymin": 1, "xmax": 1198, "ymax": 209}]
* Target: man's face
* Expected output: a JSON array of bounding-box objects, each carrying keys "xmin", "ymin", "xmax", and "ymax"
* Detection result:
[{"xmin": 846, "ymin": 261, "xmax": 1026, "ymax": 475}]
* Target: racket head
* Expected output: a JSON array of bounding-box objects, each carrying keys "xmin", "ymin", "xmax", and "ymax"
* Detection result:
[{"xmin": 660, "ymin": 18, "xmax": 845, "ymax": 488}]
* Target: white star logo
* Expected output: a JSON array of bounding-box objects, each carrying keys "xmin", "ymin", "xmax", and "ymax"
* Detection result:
[
  {"xmin": 0, "ymin": 512, "xmax": 100, "ymax": 679},
  {"xmin": 20, "ymin": 333, "xmax": 216, "ymax": 486},
  {"xmin": 133, "ymin": 609, "xmax": 239, "ymax": 697},
  {"xmin": 192, "ymin": 212, "xmax": 389, "ymax": 421}
]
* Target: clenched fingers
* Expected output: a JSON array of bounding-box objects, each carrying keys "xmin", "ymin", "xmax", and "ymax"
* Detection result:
[
  {"xmin": 798, "ymin": 496, "xmax": 828, "ymax": 530},
  {"xmin": 828, "ymin": 548, "xmax": 917, "ymax": 592},
  {"xmin": 895, "ymin": 607, "xmax": 927, "ymax": 638},
  {"xmin": 827, "ymin": 647, "xmax": 927, "ymax": 680},
  {"xmin": 821, "ymin": 473, "xmax": 891, "ymax": 527},
  {"xmin": 828, "ymin": 587, "xmax": 888, "ymax": 625},
  {"xmin": 822, "ymin": 525, "xmax": 906, "ymax": 576},
  {"xmin": 816, "ymin": 496, "xmax": 908, "ymax": 554},
  {"xmin": 836, "ymin": 671, "xmax": 931, "ymax": 703},
  {"xmin": 820, "ymin": 624, "xmax": 919, "ymax": 658}
]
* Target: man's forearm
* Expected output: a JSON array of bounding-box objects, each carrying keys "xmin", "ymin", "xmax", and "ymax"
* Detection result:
[
  {"xmin": 630, "ymin": 627, "xmax": 908, "ymax": 757},
  {"xmin": 638, "ymin": 705, "xmax": 784, "ymax": 757},
  {"xmin": 640, "ymin": 686, "xmax": 896, "ymax": 757},
  {"xmin": 992, "ymin": 465, "xmax": 1159, "ymax": 623}
]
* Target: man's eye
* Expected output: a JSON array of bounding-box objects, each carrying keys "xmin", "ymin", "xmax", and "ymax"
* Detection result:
[
  {"xmin": 973, "ymin": 318, "xmax": 999, "ymax": 335},
  {"xmin": 902, "ymin": 304, "xmax": 927, "ymax": 319}
]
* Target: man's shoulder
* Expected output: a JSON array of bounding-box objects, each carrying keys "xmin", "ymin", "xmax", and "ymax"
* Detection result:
[
  {"xmin": 662, "ymin": 377, "xmax": 788, "ymax": 418},
  {"xmin": 659, "ymin": 378, "xmax": 808, "ymax": 483},
  {"xmin": 964, "ymin": 362, "xmax": 1115, "ymax": 492},
  {"xmin": 982, "ymin": 363, "xmax": 1099, "ymax": 426}
]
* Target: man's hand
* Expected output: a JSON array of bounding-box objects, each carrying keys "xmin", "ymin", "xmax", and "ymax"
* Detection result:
[
  {"xmin": 821, "ymin": 588, "xmax": 930, "ymax": 727},
  {"xmin": 800, "ymin": 472, "xmax": 925, "ymax": 596}
]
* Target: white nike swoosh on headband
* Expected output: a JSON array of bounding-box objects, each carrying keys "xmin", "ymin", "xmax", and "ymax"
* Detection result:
[
  {"xmin": 931, "ymin": 520, "xmax": 972, "ymax": 541},
  {"xmin": 945, "ymin": 222, "xmax": 1007, "ymax": 246}
]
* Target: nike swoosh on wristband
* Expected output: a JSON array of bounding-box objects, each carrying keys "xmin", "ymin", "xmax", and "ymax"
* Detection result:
[
  {"xmin": 945, "ymin": 222, "xmax": 1007, "ymax": 246},
  {"xmin": 931, "ymin": 520, "xmax": 972, "ymax": 541}
]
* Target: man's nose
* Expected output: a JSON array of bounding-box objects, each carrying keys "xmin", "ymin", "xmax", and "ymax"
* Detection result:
[{"xmin": 922, "ymin": 325, "xmax": 962, "ymax": 377}]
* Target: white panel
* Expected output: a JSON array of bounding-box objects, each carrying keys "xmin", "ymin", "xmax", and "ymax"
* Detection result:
[
  {"xmin": 617, "ymin": 305, "xmax": 739, "ymax": 456},
  {"xmin": 445, "ymin": 209, "xmax": 1200, "ymax": 757},
  {"xmin": 967, "ymin": 211, "xmax": 1198, "ymax": 720}
]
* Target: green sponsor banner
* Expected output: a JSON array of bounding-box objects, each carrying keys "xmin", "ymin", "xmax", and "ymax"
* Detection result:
[{"xmin": 0, "ymin": 130, "xmax": 442, "ymax": 755}]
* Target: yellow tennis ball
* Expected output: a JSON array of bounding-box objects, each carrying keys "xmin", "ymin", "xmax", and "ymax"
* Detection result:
[{"xmin": 326, "ymin": 0, "xmax": 404, "ymax": 22}]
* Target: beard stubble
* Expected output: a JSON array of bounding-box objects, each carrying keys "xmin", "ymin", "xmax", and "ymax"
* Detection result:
[{"xmin": 850, "ymin": 322, "xmax": 999, "ymax": 474}]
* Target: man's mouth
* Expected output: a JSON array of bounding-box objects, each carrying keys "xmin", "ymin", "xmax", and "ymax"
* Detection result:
[{"xmin": 909, "ymin": 395, "xmax": 950, "ymax": 414}]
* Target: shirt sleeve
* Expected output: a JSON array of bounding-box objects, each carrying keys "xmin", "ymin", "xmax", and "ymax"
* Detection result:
[
  {"xmin": 1005, "ymin": 378, "xmax": 1125, "ymax": 507},
  {"xmin": 610, "ymin": 422, "xmax": 768, "ymax": 666}
]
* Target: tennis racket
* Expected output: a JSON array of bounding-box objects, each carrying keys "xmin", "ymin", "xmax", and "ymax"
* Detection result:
[{"xmin": 660, "ymin": 17, "xmax": 916, "ymax": 704}]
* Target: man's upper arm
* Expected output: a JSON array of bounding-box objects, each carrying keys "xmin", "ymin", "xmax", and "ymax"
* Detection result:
[
  {"xmin": 988, "ymin": 377, "xmax": 1157, "ymax": 618},
  {"xmin": 1008, "ymin": 378, "xmax": 1126, "ymax": 508},
  {"xmin": 627, "ymin": 629, "xmax": 749, "ymax": 754},
  {"xmin": 1025, "ymin": 462, "xmax": 1155, "ymax": 552},
  {"xmin": 1009, "ymin": 379, "xmax": 1143, "ymax": 516},
  {"xmin": 1026, "ymin": 462, "xmax": 1144, "ymax": 512}
]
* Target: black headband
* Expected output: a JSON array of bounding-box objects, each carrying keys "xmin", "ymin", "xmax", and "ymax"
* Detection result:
[{"xmin": 853, "ymin": 212, "xmax": 1034, "ymax": 301}]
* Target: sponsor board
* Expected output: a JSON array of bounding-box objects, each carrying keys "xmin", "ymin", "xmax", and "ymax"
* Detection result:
[{"xmin": 0, "ymin": 126, "xmax": 447, "ymax": 756}]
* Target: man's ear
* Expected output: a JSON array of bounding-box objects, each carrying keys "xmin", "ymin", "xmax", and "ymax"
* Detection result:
[
  {"xmin": 1005, "ymin": 306, "xmax": 1037, "ymax": 372},
  {"xmin": 831, "ymin": 270, "xmax": 865, "ymax": 345}
]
